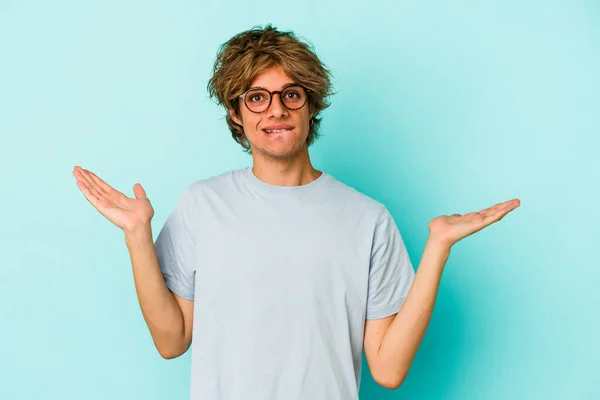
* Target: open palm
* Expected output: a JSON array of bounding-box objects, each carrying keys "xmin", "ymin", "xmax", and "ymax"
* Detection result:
[
  {"xmin": 428, "ymin": 198, "xmax": 521, "ymax": 248},
  {"xmin": 73, "ymin": 166, "xmax": 154, "ymax": 233}
]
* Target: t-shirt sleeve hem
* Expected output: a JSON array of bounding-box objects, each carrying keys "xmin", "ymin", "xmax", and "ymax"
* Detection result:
[
  {"xmin": 365, "ymin": 296, "xmax": 408, "ymax": 320},
  {"xmin": 164, "ymin": 279, "xmax": 194, "ymax": 301}
]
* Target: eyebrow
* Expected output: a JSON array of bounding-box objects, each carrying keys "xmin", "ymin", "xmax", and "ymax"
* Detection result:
[{"xmin": 247, "ymin": 82, "xmax": 299, "ymax": 92}]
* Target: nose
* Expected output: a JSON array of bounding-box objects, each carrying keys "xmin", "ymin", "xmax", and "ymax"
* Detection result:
[{"xmin": 266, "ymin": 92, "xmax": 289, "ymax": 118}]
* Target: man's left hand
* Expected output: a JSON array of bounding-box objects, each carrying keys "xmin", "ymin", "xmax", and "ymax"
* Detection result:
[{"xmin": 428, "ymin": 198, "xmax": 521, "ymax": 249}]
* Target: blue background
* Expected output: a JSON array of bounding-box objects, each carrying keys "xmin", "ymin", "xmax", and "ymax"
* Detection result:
[{"xmin": 1, "ymin": 0, "xmax": 598, "ymax": 399}]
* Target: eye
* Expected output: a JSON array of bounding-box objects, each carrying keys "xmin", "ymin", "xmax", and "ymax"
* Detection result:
[
  {"xmin": 249, "ymin": 94, "xmax": 265, "ymax": 102},
  {"xmin": 283, "ymin": 90, "xmax": 300, "ymax": 99}
]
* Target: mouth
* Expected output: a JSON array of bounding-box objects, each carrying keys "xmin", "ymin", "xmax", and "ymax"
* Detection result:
[{"xmin": 263, "ymin": 128, "xmax": 293, "ymax": 135}]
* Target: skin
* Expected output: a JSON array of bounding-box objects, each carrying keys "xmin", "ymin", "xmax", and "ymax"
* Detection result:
[
  {"xmin": 72, "ymin": 166, "xmax": 194, "ymax": 359},
  {"xmin": 363, "ymin": 198, "xmax": 520, "ymax": 389},
  {"xmin": 73, "ymin": 64, "xmax": 521, "ymax": 389},
  {"xmin": 228, "ymin": 64, "xmax": 321, "ymax": 187}
]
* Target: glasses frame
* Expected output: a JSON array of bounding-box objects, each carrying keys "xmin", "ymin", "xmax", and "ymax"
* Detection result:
[{"xmin": 238, "ymin": 84, "xmax": 311, "ymax": 113}]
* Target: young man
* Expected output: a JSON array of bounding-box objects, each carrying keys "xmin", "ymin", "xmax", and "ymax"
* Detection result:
[{"xmin": 73, "ymin": 25, "xmax": 519, "ymax": 400}]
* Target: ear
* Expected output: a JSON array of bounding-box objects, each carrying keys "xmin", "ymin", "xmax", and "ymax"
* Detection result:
[{"xmin": 229, "ymin": 108, "xmax": 243, "ymax": 126}]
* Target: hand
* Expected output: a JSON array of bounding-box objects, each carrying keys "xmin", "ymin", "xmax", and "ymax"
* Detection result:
[
  {"xmin": 428, "ymin": 198, "xmax": 521, "ymax": 249},
  {"xmin": 73, "ymin": 166, "xmax": 155, "ymax": 233}
]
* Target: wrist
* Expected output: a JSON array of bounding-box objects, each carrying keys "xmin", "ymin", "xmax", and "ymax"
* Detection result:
[
  {"xmin": 425, "ymin": 235, "xmax": 452, "ymax": 254},
  {"xmin": 124, "ymin": 222, "xmax": 153, "ymax": 242}
]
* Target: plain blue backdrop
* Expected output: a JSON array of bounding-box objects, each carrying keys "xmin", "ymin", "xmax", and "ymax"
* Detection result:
[{"xmin": 1, "ymin": 0, "xmax": 598, "ymax": 399}]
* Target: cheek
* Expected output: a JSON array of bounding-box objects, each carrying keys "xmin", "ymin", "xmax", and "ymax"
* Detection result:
[
  {"xmin": 301, "ymin": 114, "xmax": 311, "ymax": 131},
  {"xmin": 238, "ymin": 113, "xmax": 259, "ymax": 134}
]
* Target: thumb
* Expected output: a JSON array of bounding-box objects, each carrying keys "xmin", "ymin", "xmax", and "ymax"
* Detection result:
[{"xmin": 133, "ymin": 183, "xmax": 147, "ymax": 199}]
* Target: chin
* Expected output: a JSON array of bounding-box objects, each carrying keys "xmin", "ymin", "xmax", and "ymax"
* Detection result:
[
  {"xmin": 258, "ymin": 148, "xmax": 301, "ymax": 160},
  {"xmin": 249, "ymin": 135, "xmax": 308, "ymax": 160},
  {"xmin": 252, "ymin": 143, "xmax": 307, "ymax": 161}
]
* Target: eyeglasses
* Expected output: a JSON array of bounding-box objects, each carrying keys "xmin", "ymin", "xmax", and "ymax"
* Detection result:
[{"xmin": 238, "ymin": 84, "xmax": 310, "ymax": 113}]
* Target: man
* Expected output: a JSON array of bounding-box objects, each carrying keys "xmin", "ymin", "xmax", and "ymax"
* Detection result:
[{"xmin": 73, "ymin": 24, "xmax": 519, "ymax": 400}]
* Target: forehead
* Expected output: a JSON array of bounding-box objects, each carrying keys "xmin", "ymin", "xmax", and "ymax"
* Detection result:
[{"xmin": 250, "ymin": 65, "xmax": 295, "ymax": 89}]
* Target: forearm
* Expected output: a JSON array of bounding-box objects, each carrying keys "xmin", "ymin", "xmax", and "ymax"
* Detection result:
[
  {"xmin": 376, "ymin": 236, "xmax": 450, "ymax": 386},
  {"xmin": 124, "ymin": 224, "xmax": 186, "ymax": 356}
]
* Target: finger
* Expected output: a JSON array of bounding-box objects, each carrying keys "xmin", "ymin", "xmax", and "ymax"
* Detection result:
[
  {"xmin": 479, "ymin": 199, "xmax": 519, "ymax": 217},
  {"xmin": 75, "ymin": 179, "xmax": 101, "ymax": 207},
  {"xmin": 82, "ymin": 169, "xmax": 109, "ymax": 198},
  {"xmin": 484, "ymin": 202, "xmax": 518, "ymax": 223},
  {"xmin": 494, "ymin": 199, "xmax": 520, "ymax": 216},
  {"xmin": 87, "ymin": 169, "xmax": 121, "ymax": 196},
  {"xmin": 133, "ymin": 183, "xmax": 147, "ymax": 199},
  {"xmin": 74, "ymin": 168, "xmax": 103, "ymax": 200},
  {"xmin": 478, "ymin": 201, "xmax": 507, "ymax": 215}
]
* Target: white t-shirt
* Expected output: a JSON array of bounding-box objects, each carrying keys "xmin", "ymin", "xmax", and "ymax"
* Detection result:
[{"xmin": 154, "ymin": 167, "xmax": 415, "ymax": 400}]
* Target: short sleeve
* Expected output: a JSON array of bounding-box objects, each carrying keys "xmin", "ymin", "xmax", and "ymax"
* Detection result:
[
  {"xmin": 154, "ymin": 185, "xmax": 198, "ymax": 301},
  {"xmin": 366, "ymin": 206, "xmax": 415, "ymax": 320}
]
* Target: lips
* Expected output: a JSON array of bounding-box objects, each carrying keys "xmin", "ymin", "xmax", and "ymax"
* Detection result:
[{"xmin": 263, "ymin": 124, "xmax": 294, "ymax": 133}]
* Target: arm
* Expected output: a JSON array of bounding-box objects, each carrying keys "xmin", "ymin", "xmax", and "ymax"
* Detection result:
[
  {"xmin": 364, "ymin": 237, "xmax": 449, "ymax": 389},
  {"xmin": 364, "ymin": 198, "xmax": 520, "ymax": 389},
  {"xmin": 72, "ymin": 166, "xmax": 195, "ymax": 359},
  {"xmin": 125, "ymin": 224, "xmax": 194, "ymax": 359}
]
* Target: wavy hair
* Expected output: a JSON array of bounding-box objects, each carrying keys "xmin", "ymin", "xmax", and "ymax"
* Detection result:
[{"xmin": 207, "ymin": 24, "xmax": 335, "ymax": 153}]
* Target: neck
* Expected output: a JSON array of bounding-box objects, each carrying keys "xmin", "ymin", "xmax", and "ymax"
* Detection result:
[{"xmin": 251, "ymin": 148, "xmax": 321, "ymax": 187}]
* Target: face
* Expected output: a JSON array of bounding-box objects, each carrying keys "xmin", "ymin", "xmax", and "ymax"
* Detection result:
[{"xmin": 229, "ymin": 65, "xmax": 313, "ymax": 161}]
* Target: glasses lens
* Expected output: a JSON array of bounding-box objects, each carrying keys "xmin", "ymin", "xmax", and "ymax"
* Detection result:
[
  {"xmin": 245, "ymin": 89, "xmax": 270, "ymax": 112},
  {"xmin": 281, "ymin": 86, "xmax": 307, "ymax": 110}
]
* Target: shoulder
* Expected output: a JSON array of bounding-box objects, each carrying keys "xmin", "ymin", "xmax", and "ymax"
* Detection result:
[
  {"xmin": 167, "ymin": 168, "xmax": 246, "ymax": 212},
  {"xmin": 324, "ymin": 172, "xmax": 387, "ymax": 220},
  {"xmin": 186, "ymin": 167, "xmax": 246, "ymax": 194}
]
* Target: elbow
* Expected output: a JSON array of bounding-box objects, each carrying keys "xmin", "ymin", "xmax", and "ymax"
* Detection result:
[
  {"xmin": 158, "ymin": 349, "xmax": 182, "ymax": 359},
  {"xmin": 374, "ymin": 369, "xmax": 409, "ymax": 390},
  {"xmin": 153, "ymin": 332, "xmax": 192, "ymax": 360},
  {"xmin": 374, "ymin": 377, "xmax": 402, "ymax": 391},
  {"xmin": 156, "ymin": 342, "xmax": 189, "ymax": 360}
]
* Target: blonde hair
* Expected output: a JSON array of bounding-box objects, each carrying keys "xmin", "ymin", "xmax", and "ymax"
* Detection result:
[{"xmin": 207, "ymin": 24, "xmax": 335, "ymax": 152}]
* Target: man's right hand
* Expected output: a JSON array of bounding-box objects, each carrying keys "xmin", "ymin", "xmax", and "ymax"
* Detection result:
[{"xmin": 72, "ymin": 165, "xmax": 155, "ymax": 234}]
